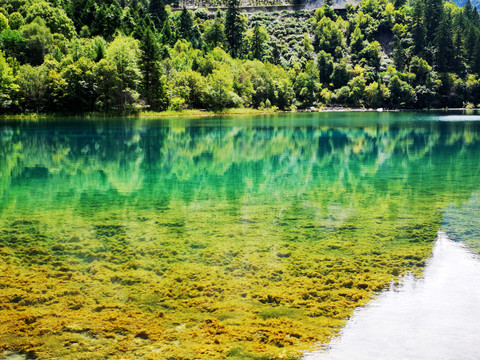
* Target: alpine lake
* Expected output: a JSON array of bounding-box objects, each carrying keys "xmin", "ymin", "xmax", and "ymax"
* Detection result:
[{"xmin": 1, "ymin": 111, "xmax": 480, "ymax": 360}]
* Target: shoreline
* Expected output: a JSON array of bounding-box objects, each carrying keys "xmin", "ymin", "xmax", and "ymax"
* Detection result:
[{"xmin": 2, "ymin": 107, "xmax": 480, "ymax": 121}]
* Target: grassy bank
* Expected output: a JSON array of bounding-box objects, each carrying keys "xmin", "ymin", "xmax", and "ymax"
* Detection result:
[
  {"xmin": 0, "ymin": 108, "xmax": 281, "ymax": 121},
  {"xmin": 3, "ymin": 107, "xmax": 480, "ymax": 122}
]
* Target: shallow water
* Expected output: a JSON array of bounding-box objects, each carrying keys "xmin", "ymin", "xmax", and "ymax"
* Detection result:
[
  {"xmin": 1, "ymin": 111, "xmax": 480, "ymax": 359},
  {"xmin": 303, "ymin": 231, "xmax": 480, "ymax": 360}
]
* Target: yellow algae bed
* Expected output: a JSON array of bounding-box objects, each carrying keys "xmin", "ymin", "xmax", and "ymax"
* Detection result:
[
  {"xmin": 1, "ymin": 113, "xmax": 480, "ymax": 359},
  {"xmin": 0, "ymin": 204, "xmax": 438, "ymax": 360}
]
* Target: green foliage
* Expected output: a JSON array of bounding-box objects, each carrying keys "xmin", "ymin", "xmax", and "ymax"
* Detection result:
[
  {"xmin": 105, "ymin": 34, "xmax": 142, "ymax": 111},
  {"xmin": 21, "ymin": 17, "xmax": 54, "ymax": 65},
  {"xmin": 242, "ymin": 60, "xmax": 294, "ymax": 109},
  {"xmin": 90, "ymin": 3, "xmax": 122, "ymax": 41},
  {"xmin": 16, "ymin": 63, "xmax": 49, "ymax": 112},
  {"xmin": 0, "ymin": 13, "xmax": 9, "ymax": 33},
  {"xmin": 149, "ymin": 0, "xmax": 167, "ymax": 29},
  {"xmin": 365, "ymin": 80, "xmax": 389, "ymax": 108},
  {"xmin": 59, "ymin": 56, "xmax": 96, "ymax": 111},
  {"xmin": 317, "ymin": 50, "xmax": 333, "ymax": 84},
  {"xmin": 0, "ymin": 29, "xmax": 28, "ymax": 62},
  {"xmin": 312, "ymin": 15, "xmax": 343, "ymax": 57},
  {"xmin": 331, "ymin": 60, "xmax": 351, "ymax": 89},
  {"xmin": 350, "ymin": 26, "xmax": 364, "ymax": 57},
  {"xmin": 172, "ymin": 70, "xmax": 208, "ymax": 108},
  {"xmin": 8, "ymin": 12, "xmax": 25, "ymax": 30},
  {"xmin": 25, "ymin": 1, "xmax": 76, "ymax": 38},
  {"xmin": 161, "ymin": 17, "xmax": 175, "ymax": 46},
  {"xmin": 435, "ymin": 12, "xmax": 455, "ymax": 73},
  {"xmin": 225, "ymin": 0, "xmax": 243, "ymax": 57},
  {"xmin": 204, "ymin": 18, "xmax": 226, "ymax": 50},
  {"xmin": 178, "ymin": 7, "xmax": 193, "ymax": 40},
  {"xmin": 424, "ymin": 0, "xmax": 444, "ymax": 45},
  {"xmin": 412, "ymin": 0, "xmax": 426, "ymax": 57},
  {"xmin": 294, "ymin": 60, "xmax": 320, "ymax": 107},
  {"xmin": 0, "ymin": 51, "xmax": 18, "ymax": 111},
  {"xmin": 388, "ymin": 73, "xmax": 416, "ymax": 108},
  {"xmin": 348, "ymin": 73, "xmax": 366, "ymax": 106},
  {"xmin": 207, "ymin": 67, "xmax": 237, "ymax": 110},
  {"xmin": 247, "ymin": 22, "xmax": 269, "ymax": 60},
  {"xmin": 92, "ymin": 58, "xmax": 119, "ymax": 111},
  {"xmin": 1, "ymin": 0, "xmax": 480, "ymax": 114},
  {"xmin": 140, "ymin": 29, "xmax": 167, "ymax": 111}
]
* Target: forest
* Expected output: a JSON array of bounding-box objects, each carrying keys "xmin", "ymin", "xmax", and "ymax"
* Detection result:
[{"xmin": 1, "ymin": 0, "xmax": 480, "ymax": 114}]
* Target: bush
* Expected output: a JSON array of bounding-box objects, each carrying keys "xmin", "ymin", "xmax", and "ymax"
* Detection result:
[{"xmin": 169, "ymin": 96, "xmax": 186, "ymax": 110}]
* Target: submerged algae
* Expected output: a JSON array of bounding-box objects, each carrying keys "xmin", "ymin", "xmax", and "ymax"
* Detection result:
[
  {"xmin": 1, "ymin": 113, "xmax": 480, "ymax": 359},
  {"xmin": 0, "ymin": 200, "xmax": 442, "ymax": 359}
]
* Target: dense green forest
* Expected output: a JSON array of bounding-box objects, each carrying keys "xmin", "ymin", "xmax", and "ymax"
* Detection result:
[{"xmin": 1, "ymin": 0, "xmax": 480, "ymax": 114}]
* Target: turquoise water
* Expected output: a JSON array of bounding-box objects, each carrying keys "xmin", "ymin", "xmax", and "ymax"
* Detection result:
[
  {"xmin": 3, "ymin": 112, "xmax": 480, "ymax": 213},
  {"xmin": 1, "ymin": 111, "xmax": 480, "ymax": 359}
]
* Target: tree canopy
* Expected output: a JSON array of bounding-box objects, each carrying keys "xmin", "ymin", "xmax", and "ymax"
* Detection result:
[{"xmin": 1, "ymin": 0, "xmax": 480, "ymax": 114}]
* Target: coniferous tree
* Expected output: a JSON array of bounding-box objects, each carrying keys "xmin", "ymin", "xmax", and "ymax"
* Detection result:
[
  {"xmin": 435, "ymin": 13, "xmax": 455, "ymax": 73},
  {"xmin": 271, "ymin": 41, "xmax": 280, "ymax": 65},
  {"xmin": 322, "ymin": 0, "xmax": 336, "ymax": 19},
  {"xmin": 5, "ymin": 0, "xmax": 480, "ymax": 113},
  {"xmin": 204, "ymin": 18, "xmax": 226, "ymax": 49},
  {"xmin": 464, "ymin": 27, "xmax": 477, "ymax": 70},
  {"xmin": 412, "ymin": 0, "xmax": 426, "ymax": 57},
  {"xmin": 149, "ymin": 0, "xmax": 166, "ymax": 29},
  {"xmin": 250, "ymin": 22, "xmax": 268, "ymax": 60},
  {"xmin": 472, "ymin": 34, "xmax": 480, "ymax": 75},
  {"xmin": 140, "ymin": 28, "xmax": 166, "ymax": 110},
  {"xmin": 424, "ymin": 0, "xmax": 444, "ymax": 46},
  {"xmin": 178, "ymin": 7, "xmax": 193, "ymax": 40},
  {"xmin": 91, "ymin": 3, "xmax": 122, "ymax": 40},
  {"xmin": 190, "ymin": 25, "xmax": 204, "ymax": 49},
  {"xmin": 160, "ymin": 17, "xmax": 175, "ymax": 46},
  {"xmin": 452, "ymin": 27, "xmax": 466, "ymax": 76},
  {"xmin": 474, "ymin": 8, "xmax": 480, "ymax": 23},
  {"xmin": 464, "ymin": 0, "xmax": 475, "ymax": 20},
  {"xmin": 225, "ymin": 0, "xmax": 243, "ymax": 57},
  {"xmin": 350, "ymin": 27, "xmax": 364, "ymax": 60},
  {"xmin": 317, "ymin": 50, "xmax": 334, "ymax": 85}
]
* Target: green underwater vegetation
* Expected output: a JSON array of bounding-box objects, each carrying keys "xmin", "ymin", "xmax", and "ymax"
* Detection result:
[{"xmin": 1, "ymin": 112, "xmax": 480, "ymax": 359}]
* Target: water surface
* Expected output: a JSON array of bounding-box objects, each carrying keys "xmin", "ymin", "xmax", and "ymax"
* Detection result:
[{"xmin": 1, "ymin": 111, "xmax": 480, "ymax": 359}]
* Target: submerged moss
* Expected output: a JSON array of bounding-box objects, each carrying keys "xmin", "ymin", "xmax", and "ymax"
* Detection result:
[{"xmin": 0, "ymin": 199, "xmax": 440, "ymax": 359}]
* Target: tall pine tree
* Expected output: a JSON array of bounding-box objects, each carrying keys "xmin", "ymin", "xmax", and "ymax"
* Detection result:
[
  {"xmin": 250, "ymin": 22, "xmax": 268, "ymax": 60},
  {"xmin": 472, "ymin": 33, "xmax": 480, "ymax": 75},
  {"xmin": 424, "ymin": 0, "xmax": 444, "ymax": 46},
  {"xmin": 139, "ymin": 28, "xmax": 167, "ymax": 110},
  {"xmin": 435, "ymin": 13, "xmax": 455, "ymax": 73},
  {"xmin": 412, "ymin": 0, "xmax": 426, "ymax": 57},
  {"xmin": 149, "ymin": 0, "xmax": 166, "ymax": 30},
  {"xmin": 178, "ymin": 7, "xmax": 193, "ymax": 40},
  {"xmin": 160, "ymin": 17, "xmax": 175, "ymax": 46},
  {"xmin": 225, "ymin": 0, "xmax": 243, "ymax": 58}
]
